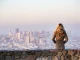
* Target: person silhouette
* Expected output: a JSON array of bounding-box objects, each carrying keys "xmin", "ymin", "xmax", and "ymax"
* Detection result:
[{"xmin": 52, "ymin": 23, "xmax": 68, "ymax": 49}]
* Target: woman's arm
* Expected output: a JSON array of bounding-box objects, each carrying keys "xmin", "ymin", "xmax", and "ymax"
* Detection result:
[
  {"xmin": 52, "ymin": 31, "xmax": 56, "ymax": 43},
  {"xmin": 64, "ymin": 31, "xmax": 68, "ymax": 43}
]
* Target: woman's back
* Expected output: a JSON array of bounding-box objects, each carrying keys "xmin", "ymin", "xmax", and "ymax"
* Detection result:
[
  {"xmin": 52, "ymin": 23, "xmax": 68, "ymax": 49},
  {"xmin": 54, "ymin": 29, "xmax": 67, "ymax": 41}
]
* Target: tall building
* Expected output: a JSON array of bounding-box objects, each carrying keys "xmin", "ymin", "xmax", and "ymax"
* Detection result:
[
  {"xmin": 16, "ymin": 33, "xmax": 20, "ymax": 40},
  {"xmin": 16, "ymin": 28, "xmax": 19, "ymax": 33},
  {"xmin": 20, "ymin": 31, "xmax": 23, "ymax": 39},
  {"xmin": 15, "ymin": 28, "xmax": 20, "ymax": 40},
  {"xmin": 29, "ymin": 31, "xmax": 33, "ymax": 37},
  {"xmin": 25, "ymin": 36, "xmax": 30, "ymax": 44}
]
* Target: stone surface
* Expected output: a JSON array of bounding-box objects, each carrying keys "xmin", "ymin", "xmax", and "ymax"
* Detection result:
[{"xmin": 0, "ymin": 50, "xmax": 80, "ymax": 60}]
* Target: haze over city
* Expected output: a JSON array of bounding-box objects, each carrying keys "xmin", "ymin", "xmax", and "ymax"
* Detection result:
[{"xmin": 0, "ymin": 0, "xmax": 80, "ymax": 35}]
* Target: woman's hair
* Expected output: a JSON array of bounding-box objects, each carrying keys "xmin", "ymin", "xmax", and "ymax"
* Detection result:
[{"xmin": 55, "ymin": 23, "xmax": 65, "ymax": 32}]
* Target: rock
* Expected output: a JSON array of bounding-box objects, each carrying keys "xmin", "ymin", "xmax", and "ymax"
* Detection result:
[
  {"xmin": 5, "ymin": 56, "xmax": 12, "ymax": 60},
  {"xmin": 0, "ymin": 50, "xmax": 80, "ymax": 60}
]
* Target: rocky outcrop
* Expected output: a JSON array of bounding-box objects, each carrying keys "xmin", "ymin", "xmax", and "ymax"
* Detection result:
[{"xmin": 0, "ymin": 49, "xmax": 80, "ymax": 60}]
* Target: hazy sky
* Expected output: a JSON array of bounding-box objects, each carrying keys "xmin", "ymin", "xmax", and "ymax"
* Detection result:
[{"xmin": 0, "ymin": 0, "xmax": 80, "ymax": 27}]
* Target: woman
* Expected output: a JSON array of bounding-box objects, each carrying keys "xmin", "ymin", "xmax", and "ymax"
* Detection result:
[{"xmin": 52, "ymin": 23, "xmax": 68, "ymax": 49}]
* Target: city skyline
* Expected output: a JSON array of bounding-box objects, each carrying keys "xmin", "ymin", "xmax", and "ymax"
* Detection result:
[{"xmin": 0, "ymin": 27, "xmax": 80, "ymax": 50}]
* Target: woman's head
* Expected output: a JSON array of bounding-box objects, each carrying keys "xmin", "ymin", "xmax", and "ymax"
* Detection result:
[{"xmin": 56, "ymin": 23, "xmax": 64, "ymax": 31}]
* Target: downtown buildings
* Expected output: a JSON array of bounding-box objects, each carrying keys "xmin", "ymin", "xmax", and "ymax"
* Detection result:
[{"xmin": 0, "ymin": 28, "xmax": 52, "ymax": 50}]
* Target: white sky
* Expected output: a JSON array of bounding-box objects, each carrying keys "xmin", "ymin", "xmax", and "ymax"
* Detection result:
[{"xmin": 0, "ymin": 0, "xmax": 80, "ymax": 27}]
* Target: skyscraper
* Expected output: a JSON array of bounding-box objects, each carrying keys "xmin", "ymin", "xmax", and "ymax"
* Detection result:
[
  {"xmin": 16, "ymin": 28, "xmax": 19, "ymax": 33},
  {"xmin": 15, "ymin": 28, "xmax": 20, "ymax": 40}
]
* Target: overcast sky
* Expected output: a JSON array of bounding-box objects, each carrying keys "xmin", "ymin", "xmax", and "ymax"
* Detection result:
[{"xmin": 0, "ymin": 0, "xmax": 80, "ymax": 27}]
